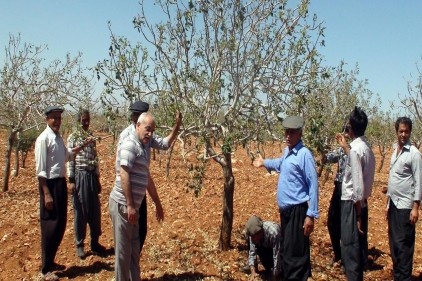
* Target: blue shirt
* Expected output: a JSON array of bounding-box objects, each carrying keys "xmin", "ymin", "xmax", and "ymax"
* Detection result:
[{"xmin": 264, "ymin": 140, "xmax": 319, "ymax": 218}]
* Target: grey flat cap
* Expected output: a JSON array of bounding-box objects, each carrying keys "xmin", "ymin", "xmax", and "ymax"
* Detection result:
[
  {"xmin": 282, "ymin": 116, "xmax": 304, "ymax": 129},
  {"xmin": 129, "ymin": 101, "xmax": 149, "ymax": 113},
  {"xmin": 245, "ymin": 215, "xmax": 263, "ymax": 236},
  {"xmin": 45, "ymin": 106, "xmax": 64, "ymax": 116}
]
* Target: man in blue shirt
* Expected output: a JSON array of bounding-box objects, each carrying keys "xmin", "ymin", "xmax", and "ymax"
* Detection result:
[{"xmin": 253, "ymin": 116, "xmax": 319, "ymax": 281}]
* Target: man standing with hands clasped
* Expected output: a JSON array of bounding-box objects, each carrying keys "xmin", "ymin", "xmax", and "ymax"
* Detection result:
[
  {"xmin": 386, "ymin": 117, "xmax": 422, "ymax": 281},
  {"xmin": 253, "ymin": 116, "xmax": 319, "ymax": 281}
]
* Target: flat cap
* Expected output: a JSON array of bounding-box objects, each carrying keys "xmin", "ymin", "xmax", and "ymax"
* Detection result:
[
  {"xmin": 45, "ymin": 106, "xmax": 64, "ymax": 116},
  {"xmin": 282, "ymin": 116, "xmax": 304, "ymax": 129},
  {"xmin": 245, "ymin": 215, "xmax": 263, "ymax": 236},
  {"xmin": 129, "ymin": 101, "xmax": 149, "ymax": 113}
]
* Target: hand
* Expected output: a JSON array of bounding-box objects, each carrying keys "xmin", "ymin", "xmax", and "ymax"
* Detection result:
[
  {"xmin": 69, "ymin": 183, "xmax": 76, "ymax": 194},
  {"xmin": 127, "ymin": 205, "xmax": 137, "ymax": 225},
  {"xmin": 252, "ymin": 154, "xmax": 264, "ymax": 168},
  {"xmin": 44, "ymin": 193, "xmax": 53, "ymax": 211},
  {"xmin": 357, "ymin": 216, "xmax": 364, "ymax": 235},
  {"xmin": 335, "ymin": 133, "xmax": 348, "ymax": 149},
  {"xmin": 410, "ymin": 207, "xmax": 419, "ymax": 225},
  {"xmin": 249, "ymin": 268, "xmax": 259, "ymax": 281},
  {"xmin": 155, "ymin": 202, "xmax": 164, "ymax": 222},
  {"xmin": 97, "ymin": 181, "xmax": 102, "ymax": 194},
  {"xmin": 303, "ymin": 216, "xmax": 314, "ymax": 236}
]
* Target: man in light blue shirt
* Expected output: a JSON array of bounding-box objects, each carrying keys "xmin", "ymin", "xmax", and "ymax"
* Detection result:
[
  {"xmin": 386, "ymin": 117, "xmax": 422, "ymax": 281},
  {"xmin": 253, "ymin": 116, "xmax": 319, "ymax": 281}
]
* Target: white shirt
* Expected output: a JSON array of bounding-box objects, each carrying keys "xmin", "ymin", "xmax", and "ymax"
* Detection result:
[
  {"xmin": 387, "ymin": 142, "xmax": 422, "ymax": 209},
  {"xmin": 341, "ymin": 136, "xmax": 376, "ymax": 204},
  {"xmin": 35, "ymin": 125, "xmax": 73, "ymax": 179}
]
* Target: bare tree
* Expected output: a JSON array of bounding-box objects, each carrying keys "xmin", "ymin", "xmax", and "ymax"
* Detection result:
[
  {"xmin": 0, "ymin": 34, "xmax": 93, "ymax": 191},
  {"xmin": 398, "ymin": 57, "xmax": 422, "ymax": 125}
]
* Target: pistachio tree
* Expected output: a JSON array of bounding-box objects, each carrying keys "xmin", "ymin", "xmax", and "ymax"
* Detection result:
[
  {"xmin": 0, "ymin": 34, "xmax": 93, "ymax": 191},
  {"xmin": 129, "ymin": 0, "xmax": 325, "ymax": 249}
]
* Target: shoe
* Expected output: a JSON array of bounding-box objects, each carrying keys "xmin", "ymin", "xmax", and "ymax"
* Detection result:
[
  {"xmin": 50, "ymin": 262, "xmax": 66, "ymax": 271},
  {"xmin": 76, "ymin": 246, "xmax": 85, "ymax": 259},
  {"xmin": 40, "ymin": 272, "xmax": 59, "ymax": 281},
  {"xmin": 91, "ymin": 242, "xmax": 106, "ymax": 254}
]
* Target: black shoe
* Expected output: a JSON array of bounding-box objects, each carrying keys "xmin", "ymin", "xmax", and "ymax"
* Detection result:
[
  {"xmin": 240, "ymin": 264, "xmax": 251, "ymax": 274},
  {"xmin": 50, "ymin": 262, "xmax": 66, "ymax": 271},
  {"xmin": 76, "ymin": 246, "xmax": 85, "ymax": 259},
  {"xmin": 91, "ymin": 242, "xmax": 106, "ymax": 254}
]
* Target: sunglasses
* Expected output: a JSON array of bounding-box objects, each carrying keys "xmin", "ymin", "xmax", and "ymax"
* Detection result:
[{"xmin": 343, "ymin": 126, "xmax": 351, "ymax": 133}]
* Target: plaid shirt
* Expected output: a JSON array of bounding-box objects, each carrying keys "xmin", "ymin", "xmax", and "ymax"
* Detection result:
[
  {"xmin": 67, "ymin": 131, "xmax": 99, "ymax": 179},
  {"xmin": 248, "ymin": 221, "xmax": 282, "ymax": 276},
  {"xmin": 326, "ymin": 147, "xmax": 348, "ymax": 183}
]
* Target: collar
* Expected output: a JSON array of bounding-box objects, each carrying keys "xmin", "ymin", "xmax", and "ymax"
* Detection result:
[
  {"xmin": 46, "ymin": 125, "xmax": 60, "ymax": 138},
  {"xmin": 287, "ymin": 140, "xmax": 304, "ymax": 154}
]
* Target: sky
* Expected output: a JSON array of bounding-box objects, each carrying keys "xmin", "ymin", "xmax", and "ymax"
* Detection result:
[{"xmin": 1, "ymin": 1, "xmax": 422, "ymax": 113}]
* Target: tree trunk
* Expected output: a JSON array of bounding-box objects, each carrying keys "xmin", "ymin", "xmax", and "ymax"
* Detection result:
[
  {"xmin": 316, "ymin": 151, "xmax": 326, "ymax": 177},
  {"xmin": 165, "ymin": 141, "xmax": 175, "ymax": 178},
  {"xmin": 377, "ymin": 145, "xmax": 385, "ymax": 173},
  {"xmin": 13, "ymin": 141, "xmax": 19, "ymax": 177},
  {"xmin": 218, "ymin": 152, "xmax": 235, "ymax": 250},
  {"xmin": 2, "ymin": 131, "xmax": 17, "ymax": 192}
]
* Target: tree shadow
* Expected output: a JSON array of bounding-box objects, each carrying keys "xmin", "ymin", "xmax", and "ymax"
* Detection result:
[
  {"xmin": 56, "ymin": 261, "xmax": 114, "ymax": 279},
  {"xmin": 146, "ymin": 272, "xmax": 235, "ymax": 281}
]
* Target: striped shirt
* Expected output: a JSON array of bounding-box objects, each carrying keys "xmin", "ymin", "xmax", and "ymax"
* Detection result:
[
  {"xmin": 325, "ymin": 147, "xmax": 348, "ymax": 183},
  {"xmin": 118, "ymin": 124, "xmax": 170, "ymax": 160},
  {"xmin": 35, "ymin": 125, "xmax": 73, "ymax": 179},
  {"xmin": 110, "ymin": 131, "xmax": 149, "ymax": 209},
  {"xmin": 66, "ymin": 131, "xmax": 99, "ymax": 178},
  {"xmin": 248, "ymin": 221, "xmax": 282, "ymax": 276}
]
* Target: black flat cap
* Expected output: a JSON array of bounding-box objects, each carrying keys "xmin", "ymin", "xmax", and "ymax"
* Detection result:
[
  {"xmin": 45, "ymin": 106, "xmax": 64, "ymax": 116},
  {"xmin": 282, "ymin": 116, "xmax": 304, "ymax": 129},
  {"xmin": 245, "ymin": 215, "xmax": 263, "ymax": 236},
  {"xmin": 129, "ymin": 101, "xmax": 149, "ymax": 113}
]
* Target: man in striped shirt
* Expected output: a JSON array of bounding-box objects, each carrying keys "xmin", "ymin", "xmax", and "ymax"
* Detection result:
[{"xmin": 109, "ymin": 112, "xmax": 158, "ymax": 281}]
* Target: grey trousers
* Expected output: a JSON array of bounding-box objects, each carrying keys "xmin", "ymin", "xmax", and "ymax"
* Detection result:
[
  {"xmin": 109, "ymin": 198, "xmax": 141, "ymax": 281},
  {"xmin": 72, "ymin": 170, "xmax": 101, "ymax": 247}
]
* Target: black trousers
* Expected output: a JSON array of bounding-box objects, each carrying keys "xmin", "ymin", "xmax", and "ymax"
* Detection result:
[
  {"xmin": 138, "ymin": 196, "xmax": 147, "ymax": 252},
  {"xmin": 327, "ymin": 181, "xmax": 342, "ymax": 261},
  {"xmin": 256, "ymin": 246, "xmax": 274, "ymax": 272},
  {"xmin": 340, "ymin": 200, "xmax": 363, "ymax": 281},
  {"xmin": 359, "ymin": 206, "xmax": 369, "ymax": 266},
  {"xmin": 39, "ymin": 177, "xmax": 67, "ymax": 274},
  {"xmin": 388, "ymin": 201, "xmax": 415, "ymax": 281},
  {"xmin": 279, "ymin": 202, "xmax": 311, "ymax": 281}
]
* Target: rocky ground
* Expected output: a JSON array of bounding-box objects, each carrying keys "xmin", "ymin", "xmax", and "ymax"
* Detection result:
[{"xmin": 1, "ymin": 131, "xmax": 422, "ymax": 281}]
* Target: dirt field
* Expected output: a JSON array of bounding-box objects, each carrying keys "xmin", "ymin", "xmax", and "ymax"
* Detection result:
[{"xmin": 1, "ymin": 130, "xmax": 422, "ymax": 281}]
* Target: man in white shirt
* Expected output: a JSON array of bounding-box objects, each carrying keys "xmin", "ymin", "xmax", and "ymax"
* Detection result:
[
  {"xmin": 340, "ymin": 106, "xmax": 375, "ymax": 281},
  {"xmin": 386, "ymin": 117, "xmax": 422, "ymax": 281},
  {"xmin": 35, "ymin": 106, "xmax": 91, "ymax": 281}
]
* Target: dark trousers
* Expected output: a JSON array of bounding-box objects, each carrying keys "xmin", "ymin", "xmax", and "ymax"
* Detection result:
[
  {"xmin": 341, "ymin": 200, "xmax": 363, "ymax": 281},
  {"xmin": 388, "ymin": 201, "xmax": 415, "ymax": 281},
  {"xmin": 256, "ymin": 246, "xmax": 274, "ymax": 272},
  {"xmin": 359, "ymin": 206, "xmax": 369, "ymax": 266},
  {"xmin": 327, "ymin": 181, "xmax": 342, "ymax": 261},
  {"xmin": 138, "ymin": 196, "xmax": 147, "ymax": 252},
  {"xmin": 72, "ymin": 170, "xmax": 102, "ymax": 247},
  {"xmin": 279, "ymin": 202, "xmax": 311, "ymax": 281},
  {"xmin": 39, "ymin": 178, "xmax": 67, "ymax": 274}
]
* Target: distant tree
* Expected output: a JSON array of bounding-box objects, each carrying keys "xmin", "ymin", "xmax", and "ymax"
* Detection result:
[
  {"xmin": 0, "ymin": 34, "xmax": 93, "ymax": 191},
  {"xmin": 128, "ymin": 0, "xmax": 326, "ymax": 250}
]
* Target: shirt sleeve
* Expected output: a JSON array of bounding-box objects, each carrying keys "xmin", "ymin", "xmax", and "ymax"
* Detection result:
[
  {"xmin": 325, "ymin": 148, "xmax": 340, "ymax": 164},
  {"xmin": 35, "ymin": 137, "xmax": 47, "ymax": 178},
  {"xmin": 411, "ymin": 149, "xmax": 422, "ymax": 202},
  {"xmin": 350, "ymin": 149, "xmax": 363, "ymax": 202},
  {"xmin": 150, "ymin": 135, "xmax": 170, "ymax": 150},
  {"xmin": 264, "ymin": 157, "xmax": 283, "ymax": 173},
  {"xmin": 247, "ymin": 237, "xmax": 258, "ymax": 267},
  {"xmin": 67, "ymin": 135, "xmax": 76, "ymax": 179},
  {"xmin": 305, "ymin": 153, "xmax": 319, "ymax": 218}
]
